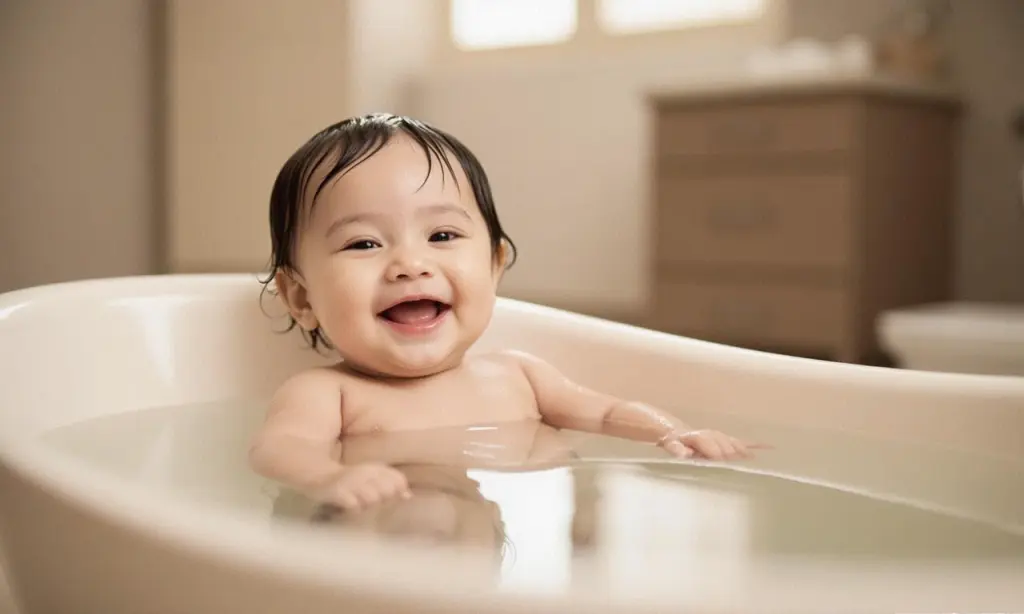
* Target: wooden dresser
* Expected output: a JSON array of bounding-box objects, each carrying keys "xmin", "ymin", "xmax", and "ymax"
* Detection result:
[{"xmin": 648, "ymin": 78, "xmax": 962, "ymax": 363}]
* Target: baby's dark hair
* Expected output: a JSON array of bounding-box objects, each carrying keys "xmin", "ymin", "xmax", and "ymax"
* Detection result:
[{"xmin": 260, "ymin": 112, "xmax": 517, "ymax": 349}]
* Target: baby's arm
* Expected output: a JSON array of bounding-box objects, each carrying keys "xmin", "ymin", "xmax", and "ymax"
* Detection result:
[
  {"xmin": 509, "ymin": 351, "xmax": 758, "ymax": 460},
  {"xmin": 248, "ymin": 369, "xmax": 410, "ymax": 509}
]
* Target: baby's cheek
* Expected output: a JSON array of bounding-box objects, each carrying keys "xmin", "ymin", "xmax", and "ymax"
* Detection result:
[
  {"xmin": 319, "ymin": 268, "xmax": 375, "ymax": 306},
  {"xmin": 453, "ymin": 256, "xmax": 500, "ymax": 292}
]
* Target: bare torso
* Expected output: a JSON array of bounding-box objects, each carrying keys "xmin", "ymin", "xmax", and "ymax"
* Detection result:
[
  {"xmin": 253, "ymin": 347, "xmax": 755, "ymax": 515},
  {"xmin": 336, "ymin": 351, "xmax": 541, "ymax": 436}
]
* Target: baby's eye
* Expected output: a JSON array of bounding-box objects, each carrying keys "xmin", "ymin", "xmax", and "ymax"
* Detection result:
[
  {"xmin": 429, "ymin": 231, "xmax": 459, "ymax": 243},
  {"xmin": 343, "ymin": 240, "xmax": 379, "ymax": 251}
]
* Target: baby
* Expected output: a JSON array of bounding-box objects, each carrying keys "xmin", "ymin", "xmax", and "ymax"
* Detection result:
[{"xmin": 248, "ymin": 113, "xmax": 762, "ymax": 512}]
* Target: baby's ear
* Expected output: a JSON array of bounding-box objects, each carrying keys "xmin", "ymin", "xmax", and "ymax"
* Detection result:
[
  {"xmin": 274, "ymin": 270, "xmax": 319, "ymax": 331},
  {"xmin": 492, "ymin": 240, "xmax": 511, "ymax": 279}
]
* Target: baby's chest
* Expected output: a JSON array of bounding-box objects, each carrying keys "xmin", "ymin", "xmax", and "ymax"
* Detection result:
[{"xmin": 342, "ymin": 374, "xmax": 539, "ymax": 433}]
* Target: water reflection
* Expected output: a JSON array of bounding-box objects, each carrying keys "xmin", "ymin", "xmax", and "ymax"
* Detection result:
[
  {"xmin": 271, "ymin": 421, "xmax": 754, "ymax": 593},
  {"xmin": 312, "ymin": 464, "xmax": 509, "ymax": 551},
  {"xmin": 41, "ymin": 399, "xmax": 1024, "ymax": 598},
  {"xmin": 268, "ymin": 418, "xmax": 1024, "ymax": 595}
]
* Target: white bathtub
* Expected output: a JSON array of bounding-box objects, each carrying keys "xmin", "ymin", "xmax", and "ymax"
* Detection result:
[{"xmin": 1, "ymin": 274, "xmax": 1023, "ymax": 614}]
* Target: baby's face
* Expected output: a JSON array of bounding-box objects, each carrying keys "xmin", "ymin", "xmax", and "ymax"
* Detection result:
[{"xmin": 282, "ymin": 135, "xmax": 503, "ymax": 377}]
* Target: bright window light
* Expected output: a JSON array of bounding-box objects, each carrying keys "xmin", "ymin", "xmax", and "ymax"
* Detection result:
[
  {"xmin": 450, "ymin": 0, "xmax": 577, "ymax": 50},
  {"xmin": 598, "ymin": 0, "xmax": 766, "ymax": 33}
]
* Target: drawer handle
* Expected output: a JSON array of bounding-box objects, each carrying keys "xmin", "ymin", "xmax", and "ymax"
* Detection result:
[{"xmin": 706, "ymin": 202, "xmax": 777, "ymax": 233}]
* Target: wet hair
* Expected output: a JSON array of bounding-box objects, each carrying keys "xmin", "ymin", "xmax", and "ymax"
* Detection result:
[{"xmin": 259, "ymin": 113, "xmax": 517, "ymax": 350}]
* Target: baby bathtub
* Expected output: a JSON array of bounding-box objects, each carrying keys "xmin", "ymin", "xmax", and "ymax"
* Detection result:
[{"xmin": 0, "ymin": 273, "xmax": 1022, "ymax": 614}]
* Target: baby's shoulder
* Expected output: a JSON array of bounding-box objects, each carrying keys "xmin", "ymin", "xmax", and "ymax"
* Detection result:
[
  {"xmin": 473, "ymin": 348, "xmax": 525, "ymax": 367},
  {"xmin": 470, "ymin": 349, "xmax": 548, "ymax": 376},
  {"xmin": 481, "ymin": 349, "xmax": 550, "ymax": 369},
  {"xmin": 270, "ymin": 364, "xmax": 348, "ymax": 405},
  {"xmin": 474, "ymin": 349, "xmax": 570, "ymax": 389}
]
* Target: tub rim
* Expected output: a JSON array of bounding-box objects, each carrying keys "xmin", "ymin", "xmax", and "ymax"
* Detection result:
[{"xmin": 2, "ymin": 274, "xmax": 1024, "ymax": 613}]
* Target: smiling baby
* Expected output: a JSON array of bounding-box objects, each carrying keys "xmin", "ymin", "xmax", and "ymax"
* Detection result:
[{"xmin": 248, "ymin": 113, "xmax": 762, "ymax": 512}]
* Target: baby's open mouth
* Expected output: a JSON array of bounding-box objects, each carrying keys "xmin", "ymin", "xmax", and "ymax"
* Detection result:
[{"xmin": 378, "ymin": 299, "xmax": 451, "ymax": 326}]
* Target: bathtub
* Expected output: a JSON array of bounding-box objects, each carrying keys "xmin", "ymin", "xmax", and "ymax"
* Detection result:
[{"xmin": 0, "ymin": 273, "xmax": 1022, "ymax": 614}]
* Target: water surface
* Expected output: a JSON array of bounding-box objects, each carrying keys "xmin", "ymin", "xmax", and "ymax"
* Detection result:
[{"xmin": 41, "ymin": 398, "xmax": 1024, "ymax": 594}]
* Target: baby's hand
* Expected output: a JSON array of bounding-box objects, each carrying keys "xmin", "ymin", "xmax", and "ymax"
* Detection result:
[
  {"xmin": 312, "ymin": 463, "xmax": 412, "ymax": 511},
  {"xmin": 657, "ymin": 429, "xmax": 768, "ymax": 461}
]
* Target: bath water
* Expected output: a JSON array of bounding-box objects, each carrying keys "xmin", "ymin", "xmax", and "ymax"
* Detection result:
[{"xmin": 40, "ymin": 398, "xmax": 1024, "ymax": 595}]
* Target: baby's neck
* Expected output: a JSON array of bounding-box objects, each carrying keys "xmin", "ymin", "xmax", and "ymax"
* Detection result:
[{"xmin": 336, "ymin": 358, "xmax": 463, "ymax": 382}]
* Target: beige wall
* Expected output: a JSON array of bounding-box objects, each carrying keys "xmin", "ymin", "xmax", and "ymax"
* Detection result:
[
  {"xmin": 413, "ymin": 3, "xmax": 787, "ymax": 313},
  {"xmin": 789, "ymin": 0, "xmax": 1024, "ymax": 302},
  {"xmin": 945, "ymin": 1, "xmax": 1024, "ymax": 302},
  {"xmin": 412, "ymin": 0, "xmax": 1024, "ymax": 312},
  {"xmin": 165, "ymin": 0, "xmax": 352, "ymax": 273},
  {"xmin": 0, "ymin": 0, "xmax": 159, "ymax": 293},
  {"xmin": 5, "ymin": 0, "xmax": 1019, "ymax": 306},
  {"xmin": 348, "ymin": 0, "xmax": 437, "ymax": 116}
]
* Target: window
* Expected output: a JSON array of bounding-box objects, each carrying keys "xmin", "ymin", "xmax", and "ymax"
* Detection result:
[
  {"xmin": 450, "ymin": 0, "xmax": 577, "ymax": 50},
  {"xmin": 597, "ymin": 0, "xmax": 767, "ymax": 34},
  {"xmin": 449, "ymin": 0, "xmax": 767, "ymax": 50}
]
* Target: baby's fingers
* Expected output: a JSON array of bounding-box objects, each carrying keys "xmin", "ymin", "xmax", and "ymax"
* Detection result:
[
  {"xmin": 354, "ymin": 482, "xmax": 389, "ymax": 508},
  {"xmin": 662, "ymin": 438, "xmax": 693, "ymax": 459},
  {"xmin": 680, "ymin": 431, "xmax": 750, "ymax": 460},
  {"xmin": 690, "ymin": 435, "xmax": 726, "ymax": 460},
  {"xmin": 330, "ymin": 487, "xmax": 363, "ymax": 511},
  {"xmin": 714, "ymin": 435, "xmax": 752, "ymax": 459},
  {"xmin": 714, "ymin": 436, "xmax": 774, "ymax": 460},
  {"xmin": 724, "ymin": 438, "xmax": 774, "ymax": 459},
  {"xmin": 375, "ymin": 471, "xmax": 412, "ymax": 500}
]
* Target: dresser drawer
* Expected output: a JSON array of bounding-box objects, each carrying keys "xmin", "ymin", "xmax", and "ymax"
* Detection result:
[
  {"xmin": 653, "ymin": 279, "xmax": 849, "ymax": 351},
  {"xmin": 655, "ymin": 99, "xmax": 857, "ymax": 157},
  {"xmin": 656, "ymin": 175, "xmax": 853, "ymax": 269}
]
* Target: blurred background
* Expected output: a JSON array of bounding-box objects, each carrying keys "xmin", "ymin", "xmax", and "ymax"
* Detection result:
[{"xmin": 1, "ymin": 0, "xmax": 1022, "ymax": 367}]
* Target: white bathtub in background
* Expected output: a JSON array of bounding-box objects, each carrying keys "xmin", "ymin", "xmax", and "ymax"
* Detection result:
[
  {"xmin": 0, "ymin": 274, "xmax": 1023, "ymax": 614},
  {"xmin": 879, "ymin": 301, "xmax": 1024, "ymax": 376}
]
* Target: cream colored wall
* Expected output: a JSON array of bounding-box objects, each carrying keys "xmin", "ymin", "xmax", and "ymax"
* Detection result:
[
  {"xmin": 7, "ymin": 1, "xmax": 1015, "ymax": 307},
  {"xmin": 945, "ymin": 1, "xmax": 1024, "ymax": 302},
  {"xmin": 0, "ymin": 0, "xmax": 158, "ymax": 293},
  {"xmin": 348, "ymin": 0, "xmax": 438, "ymax": 116},
  {"xmin": 412, "ymin": 3, "xmax": 787, "ymax": 314},
  {"xmin": 789, "ymin": 0, "xmax": 1024, "ymax": 302},
  {"xmin": 411, "ymin": 0, "xmax": 1024, "ymax": 313},
  {"xmin": 165, "ymin": 0, "xmax": 352, "ymax": 273}
]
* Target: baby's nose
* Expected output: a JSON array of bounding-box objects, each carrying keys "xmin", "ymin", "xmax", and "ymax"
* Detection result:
[
  {"xmin": 386, "ymin": 253, "xmax": 433, "ymax": 281},
  {"xmin": 393, "ymin": 267, "xmax": 431, "ymax": 281}
]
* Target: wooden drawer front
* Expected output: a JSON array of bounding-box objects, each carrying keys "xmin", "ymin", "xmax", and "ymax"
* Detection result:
[
  {"xmin": 656, "ymin": 100, "xmax": 856, "ymax": 157},
  {"xmin": 654, "ymin": 280, "xmax": 848, "ymax": 350},
  {"xmin": 656, "ymin": 175, "xmax": 853, "ymax": 269}
]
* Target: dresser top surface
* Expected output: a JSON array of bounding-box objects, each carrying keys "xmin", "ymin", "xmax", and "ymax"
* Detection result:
[{"xmin": 649, "ymin": 72, "xmax": 962, "ymax": 107}]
